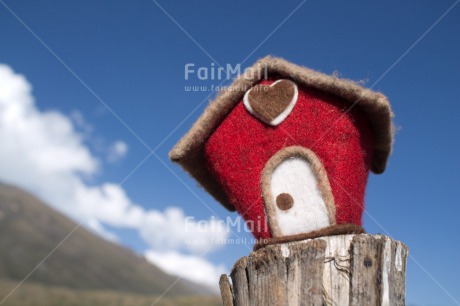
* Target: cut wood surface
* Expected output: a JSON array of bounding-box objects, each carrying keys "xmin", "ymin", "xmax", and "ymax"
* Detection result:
[{"xmin": 220, "ymin": 234, "xmax": 408, "ymax": 306}]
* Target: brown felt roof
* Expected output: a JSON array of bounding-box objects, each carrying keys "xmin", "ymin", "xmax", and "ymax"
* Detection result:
[{"xmin": 169, "ymin": 56, "xmax": 394, "ymax": 211}]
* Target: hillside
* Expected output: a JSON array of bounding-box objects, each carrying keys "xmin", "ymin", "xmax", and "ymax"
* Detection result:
[
  {"xmin": 0, "ymin": 183, "xmax": 214, "ymax": 298},
  {"xmin": 0, "ymin": 278, "xmax": 221, "ymax": 306}
]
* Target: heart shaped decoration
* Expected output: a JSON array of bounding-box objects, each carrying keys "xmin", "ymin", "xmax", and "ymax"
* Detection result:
[{"xmin": 243, "ymin": 79, "xmax": 298, "ymax": 126}]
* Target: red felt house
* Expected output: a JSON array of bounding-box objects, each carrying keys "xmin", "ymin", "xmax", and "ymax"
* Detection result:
[{"xmin": 170, "ymin": 56, "xmax": 394, "ymax": 247}]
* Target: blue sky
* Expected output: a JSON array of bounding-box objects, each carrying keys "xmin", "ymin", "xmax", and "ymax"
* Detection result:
[{"xmin": 1, "ymin": 0, "xmax": 459, "ymax": 304}]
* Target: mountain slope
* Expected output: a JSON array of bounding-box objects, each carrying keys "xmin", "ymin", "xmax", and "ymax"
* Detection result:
[
  {"xmin": 0, "ymin": 278, "xmax": 221, "ymax": 306},
  {"xmin": 0, "ymin": 183, "xmax": 210, "ymax": 296}
]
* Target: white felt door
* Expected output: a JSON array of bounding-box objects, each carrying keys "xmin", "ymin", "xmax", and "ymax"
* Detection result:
[{"xmin": 269, "ymin": 157, "xmax": 330, "ymax": 236}]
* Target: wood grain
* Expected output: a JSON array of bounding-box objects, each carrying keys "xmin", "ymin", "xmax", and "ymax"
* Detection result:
[{"xmin": 220, "ymin": 234, "xmax": 408, "ymax": 306}]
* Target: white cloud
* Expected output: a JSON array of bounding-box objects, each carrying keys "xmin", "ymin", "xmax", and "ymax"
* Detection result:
[
  {"xmin": 0, "ymin": 64, "xmax": 229, "ymax": 288},
  {"xmin": 107, "ymin": 140, "xmax": 128, "ymax": 162},
  {"xmin": 140, "ymin": 207, "xmax": 228, "ymax": 253},
  {"xmin": 86, "ymin": 218, "xmax": 119, "ymax": 243},
  {"xmin": 145, "ymin": 250, "xmax": 226, "ymax": 292},
  {"xmin": 70, "ymin": 110, "xmax": 93, "ymax": 134},
  {"xmin": 0, "ymin": 67, "xmax": 97, "ymax": 177}
]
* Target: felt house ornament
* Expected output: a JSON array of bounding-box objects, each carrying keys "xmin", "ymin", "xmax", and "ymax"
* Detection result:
[{"xmin": 170, "ymin": 56, "xmax": 394, "ymax": 248}]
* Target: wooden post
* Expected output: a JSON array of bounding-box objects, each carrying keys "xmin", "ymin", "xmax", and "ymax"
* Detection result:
[{"xmin": 219, "ymin": 234, "xmax": 408, "ymax": 306}]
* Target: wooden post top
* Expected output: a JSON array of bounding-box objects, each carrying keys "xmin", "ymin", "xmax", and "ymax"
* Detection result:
[{"xmin": 220, "ymin": 234, "xmax": 408, "ymax": 306}]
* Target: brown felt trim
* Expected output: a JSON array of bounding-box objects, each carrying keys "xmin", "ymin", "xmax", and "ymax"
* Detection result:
[
  {"xmin": 169, "ymin": 56, "xmax": 394, "ymax": 211},
  {"xmin": 253, "ymin": 223, "xmax": 365, "ymax": 251},
  {"xmin": 260, "ymin": 146, "xmax": 336, "ymax": 237},
  {"xmin": 247, "ymin": 79, "xmax": 296, "ymax": 123}
]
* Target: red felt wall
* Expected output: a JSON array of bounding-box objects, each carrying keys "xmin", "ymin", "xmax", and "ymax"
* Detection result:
[{"xmin": 204, "ymin": 79, "xmax": 374, "ymax": 239}]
